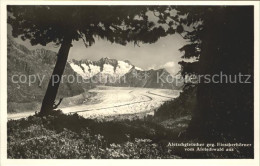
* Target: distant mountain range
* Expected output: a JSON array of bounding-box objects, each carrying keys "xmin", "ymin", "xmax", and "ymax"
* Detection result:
[
  {"xmin": 69, "ymin": 58, "xmax": 182, "ymax": 89},
  {"xmin": 68, "ymin": 57, "xmax": 142, "ymax": 79}
]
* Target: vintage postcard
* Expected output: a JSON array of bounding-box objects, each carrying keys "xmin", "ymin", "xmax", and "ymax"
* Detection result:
[{"xmin": 0, "ymin": 1, "xmax": 259, "ymax": 166}]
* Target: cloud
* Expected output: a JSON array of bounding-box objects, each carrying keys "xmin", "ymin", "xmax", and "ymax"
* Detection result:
[
  {"xmin": 163, "ymin": 61, "xmax": 175, "ymax": 68},
  {"xmin": 147, "ymin": 61, "xmax": 179, "ymax": 75},
  {"xmin": 161, "ymin": 61, "xmax": 176, "ymax": 75}
]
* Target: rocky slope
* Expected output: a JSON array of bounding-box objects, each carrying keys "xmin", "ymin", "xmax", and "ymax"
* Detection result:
[
  {"xmin": 117, "ymin": 68, "xmax": 179, "ymax": 89},
  {"xmin": 7, "ymin": 36, "xmax": 92, "ymax": 112}
]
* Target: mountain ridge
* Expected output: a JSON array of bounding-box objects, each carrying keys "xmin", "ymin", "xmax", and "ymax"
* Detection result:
[
  {"xmin": 69, "ymin": 58, "xmax": 182, "ymax": 89},
  {"xmin": 7, "ymin": 37, "xmax": 92, "ymax": 112}
]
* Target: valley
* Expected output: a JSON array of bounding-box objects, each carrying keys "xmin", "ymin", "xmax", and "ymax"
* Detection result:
[{"xmin": 8, "ymin": 86, "xmax": 181, "ymax": 120}]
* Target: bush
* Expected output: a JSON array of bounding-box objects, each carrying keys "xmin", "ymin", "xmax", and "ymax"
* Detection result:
[{"xmin": 7, "ymin": 113, "xmax": 180, "ymax": 159}]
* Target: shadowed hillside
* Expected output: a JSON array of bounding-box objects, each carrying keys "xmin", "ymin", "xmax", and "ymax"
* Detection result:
[{"xmin": 7, "ymin": 36, "xmax": 93, "ymax": 113}]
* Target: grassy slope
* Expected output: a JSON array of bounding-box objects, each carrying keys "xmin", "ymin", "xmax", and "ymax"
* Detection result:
[
  {"xmin": 8, "ymin": 112, "xmax": 183, "ymax": 159},
  {"xmin": 8, "ymin": 112, "xmax": 251, "ymax": 159}
]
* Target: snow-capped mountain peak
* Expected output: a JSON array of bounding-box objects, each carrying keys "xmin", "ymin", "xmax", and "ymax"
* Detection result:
[{"xmin": 68, "ymin": 58, "xmax": 142, "ymax": 79}]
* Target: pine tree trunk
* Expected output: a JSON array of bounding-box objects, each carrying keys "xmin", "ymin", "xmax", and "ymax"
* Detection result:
[{"xmin": 39, "ymin": 34, "xmax": 73, "ymax": 115}]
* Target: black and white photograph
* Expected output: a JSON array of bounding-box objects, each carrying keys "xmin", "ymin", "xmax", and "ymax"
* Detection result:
[{"xmin": 0, "ymin": 1, "xmax": 259, "ymax": 164}]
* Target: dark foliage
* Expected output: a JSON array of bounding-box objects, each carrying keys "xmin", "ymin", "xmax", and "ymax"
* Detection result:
[{"xmin": 172, "ymin": 6, "xmax": 254, "ymax": 144}]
